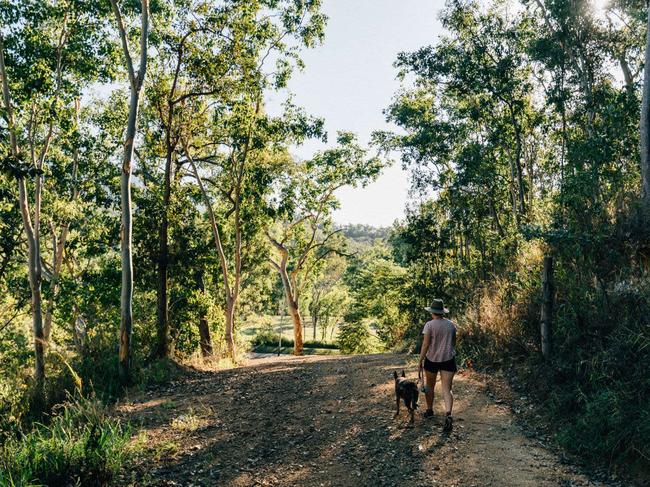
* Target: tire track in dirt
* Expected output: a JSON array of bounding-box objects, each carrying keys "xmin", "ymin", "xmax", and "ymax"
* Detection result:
[{"xmin": 117, "ymin": 354, "xmax": 613, "ymax": 487}]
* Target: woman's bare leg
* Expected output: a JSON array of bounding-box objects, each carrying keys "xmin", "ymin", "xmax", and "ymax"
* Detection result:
[
  {"xmin": 424, "ymin": 369, "xmax": 437, "ymax": 411},
  {"xmin": 439, "ymin": 370, "xmax": 455, "ymax": 415}
]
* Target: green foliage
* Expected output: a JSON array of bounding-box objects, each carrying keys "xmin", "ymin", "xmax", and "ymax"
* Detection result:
[
  {"xmin": 338, "ymin": 223, "xmax": 391, "ymax": 247},
  {"xmin": 303, "ymin": 340, "xmax": 339, "ymax": 350},
  {"xmin": 337, "ymin": 322, "xmax": 373, "ymax": 355},
  {"xmin": 0, "ymin": 319, "xmax": 32, "ymax": 439},
  {"xmin": 345, "ymin": 243, "xmax": 408, "ymax": 347},
  {"xmin": 250, "ymin": 323, "xmax": 339, "ymax": 350},
  {"xmin": 252, "ymin": 333, "xmax": 339, "ymax": 350},
  {"xmin": 373, "ymin": 0, "xmax": 650, "ymax": 475},
  {"xmin": 542, "ymin": 273, "xmax": 650, "ymax": 467},
  {"xmin": 0, "ymin": 396, "xmax": 133, "ymax": 487},
  {"xmin": 250, "ymin": 320, "xmax": 281, "ymax": 348}
]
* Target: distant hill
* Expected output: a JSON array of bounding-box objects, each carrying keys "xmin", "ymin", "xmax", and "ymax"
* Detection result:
[{"xmin": 337, "ymin": 224, "xmax": 391, "ymax": 245}]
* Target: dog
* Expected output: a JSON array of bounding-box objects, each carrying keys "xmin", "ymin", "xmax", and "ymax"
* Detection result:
[{"xmin": 393, "ymin": 370, "xmax": 419, "ymax": 425}]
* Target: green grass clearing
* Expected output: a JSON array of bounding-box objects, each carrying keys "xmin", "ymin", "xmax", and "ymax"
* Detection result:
[{"xmin": 239, "ymin": 315, "xmax": 342, "ymax": 346}]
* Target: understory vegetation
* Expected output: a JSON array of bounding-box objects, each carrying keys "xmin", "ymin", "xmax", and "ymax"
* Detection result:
[{"xmin": 0, "ymin": 396, "xmax": 134, "ymax": 487}]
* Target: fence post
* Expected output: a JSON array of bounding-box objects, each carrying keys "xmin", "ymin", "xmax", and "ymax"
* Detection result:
[{"xmin": 540, "ymin": 256, "xmax": 554, "ymax": 359}]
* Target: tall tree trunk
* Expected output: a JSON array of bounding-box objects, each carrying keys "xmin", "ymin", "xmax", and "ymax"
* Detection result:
[
  {"xmin": 224, "ymin": 297, "xmax": 236, "ymax": 359},
  {"xmin": 22, "ymin": 177, "xmax": 45, "ymax": 399},
  {"xmin": 195, "ymin": 271, "xmax": 212, "ymax": 357},
  {"xmin": 185, "ymin": 142, "xmax": 238, "ymax": 360},
  {"xmin": 489, "ymin": 195, "xmax": 505, "ymax": 237},
  {"xmin": 155, "ymin": 149, "xmax": 172, "ymax": 358},
  {"xmin": 329, "ymin": 315, "xmax": 335, "ymax": 341},
  {"xmin": 526, "ymin": 141, "xmax": 535, "ymax": 212},
  {"xmin": 288, "ymin": 298, "xmax": 303, "ymax": 355},
  {"xmin": 514, "ymin": 127, "xmax": 526, "ymax": 216},
  {"xmin": 119, "ymin": 86, "xmax": 139, "ymax": 384},
  {"xmin": 43, "ymin": 225, "xmax": 67, "ymax": 343},
  {"xmin": 198, "ymin": 314, "xmax": 212, "ymax": 357},
  {"xmin": 313, "ymin": 313, "xmax": 317, "ymax": 341},
  {"xmin": 0, "ymin": 35, "xmax": 45, "ymax": 400},
  {"xmin": 509, "ymin": 154, "xmax": 518, "ymax": 221},
  {"xmin": 111, "ymin": 0, "xmax": 149, "ymax": 384},
  {"xmin": 619, "ymin": 54, "xmax": 634, "ymax": 94},
  {"xmin": 276, "ymin": 265, "xmax": 303, "ymax": 355},
  {"xmin": 641, "ymin": 6, "xmax": 650, "ymax": 205},
  {"xmin": 70, "ymin": 307, "xmax": 87, "ymax": 356}
]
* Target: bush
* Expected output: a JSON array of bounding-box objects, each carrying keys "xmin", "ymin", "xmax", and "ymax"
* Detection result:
[
  {"xmin": 0, "ymin": 326, "xmax": 32, "ymax": 441},
  {"xmin": 251, "ymin": 326, "xmax": 284, "ymax": 349},
  {"xmin": 304, "ymin": 340, "xmax": 339, "ymax": 350},
  {"xmin": 454, "ymin": 251, "xmax": 650, "ymax": 476},
  {"xmin": 0, "ymin": 395, "xmax": 133, "ymax": 487},
  {"xmin": 544, "ymin": 274, "xmax": 650, "ymax": 470},
  {"xmin": 337, "ymin": 322, "xmax": 373, "ymax": 354}
]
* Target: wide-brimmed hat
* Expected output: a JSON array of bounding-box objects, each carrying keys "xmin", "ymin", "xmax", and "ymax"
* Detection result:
[{"xmin": 425, "ymin": 299, "xmax": 449, "ymax": 315}]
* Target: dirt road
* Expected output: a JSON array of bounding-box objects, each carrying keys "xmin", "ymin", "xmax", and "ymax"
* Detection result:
[{"xmin": 118, "ymin": 353, "xmax": 612, "ymax": 487}]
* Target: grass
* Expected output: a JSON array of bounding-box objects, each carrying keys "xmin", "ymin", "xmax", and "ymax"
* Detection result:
[
  {"xmin": 146, "ymin": 437, "xmax": 179, "ymax": 462},
  {"xmin": 240, "ymin": 315, "xmax": 341, "ymax": 346},
  {"xmin": 244, "ymin": 315, "xmax": 343, "ymax": 355},
  {"xmin": 159, "ymin": 399, "xmax": 177, "ymax": 410},
  {"xmin": 243, "ymin": 315, "xmax": 389, "ymax": 355},
  {"xmin": 0, "ymin": 395, "xmax": 134, "ymax": 487},
  {"xmin": 171, "ymin": 412, "xmax": 206, "ymax": 432},
  {"xmin": 251, "ymin": 345, "xmax": 340, "ymax": 355}
]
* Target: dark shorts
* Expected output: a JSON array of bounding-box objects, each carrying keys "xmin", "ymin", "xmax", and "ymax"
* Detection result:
[{"xmin": 423, "ymin": 356, "xmax": 457, "ymax": 373}]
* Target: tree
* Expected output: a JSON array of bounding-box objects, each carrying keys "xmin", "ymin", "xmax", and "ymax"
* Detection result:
[
  {"xmin": 316, "ymin": 284, "xmax": 351, "ymax": 341},
  {"xmin": 109, "ymin": 0, "xmax": 150, "ymax": 384},
  {"xmin": 267, "ymin": 133, "xmax": 384, "ymax": 354},
  {"xmin": 175, "ymin": 0, "xmax": 326, "ymax": 360},
  {"xmin": 0, "ymin": 31, "xmax": 48, "ymax": 397},
  {"xmin": 0, "ymin": 1, "xmax": 114, "ymax": 399},
  {"xmin": 344, "ymin": 244, "xmax": 408, "ymax": 347},
  {"xmin": 142, "ymin": 0, "xmax": 265, "ymax": 358},
  {"xmin": 308, "ymin": 253, "xmax": 346, "ymax": 340},
  {"xmin": 184, "ymin": 100, "xmax": 322, "ymax": 359}
]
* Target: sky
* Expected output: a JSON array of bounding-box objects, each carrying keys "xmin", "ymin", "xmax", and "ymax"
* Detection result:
[{"xmin": 266, "ymin": 0, "xmax": 443, "ymax": 227}]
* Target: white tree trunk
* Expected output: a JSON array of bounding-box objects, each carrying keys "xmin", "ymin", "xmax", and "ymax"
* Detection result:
[
  {"xmin": 110, "ymin": 0, "xmax": 149, "ymax": 384},
  {"xmin": 640, "ymin": 7, "xmax": 650, "ymax": 203},
  {"xmin": 0, "ymin": 35, "xmax": 46, "ymax": 399}
]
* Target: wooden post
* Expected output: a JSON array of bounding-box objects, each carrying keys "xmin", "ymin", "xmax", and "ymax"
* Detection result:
[
  {"xmin": 540, "ymin": 256, "xmax": 554, "ymax": 359},
  {"xmin": 278, "ymin": 312, "xmax": 284, "ymax": 356}
]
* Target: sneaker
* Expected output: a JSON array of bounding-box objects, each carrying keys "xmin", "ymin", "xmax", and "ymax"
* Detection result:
[
  {"xmin": 422, "ymin": 409, "xmax": 434, "ymax": 419},
  {"xmin": 443, "ymin": 414, "xmax": 453, "ymax": 432}
]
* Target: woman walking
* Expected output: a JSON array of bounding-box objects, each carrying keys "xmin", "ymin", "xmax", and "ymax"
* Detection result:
[{"xmin": 418, "ymin": 298, "xmax": 457, "ymax": 432}]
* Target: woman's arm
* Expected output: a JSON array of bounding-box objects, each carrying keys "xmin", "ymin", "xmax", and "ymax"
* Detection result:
[{"xmin": 419, "ymin": 332, "xmax": 430, "ymax": 369}]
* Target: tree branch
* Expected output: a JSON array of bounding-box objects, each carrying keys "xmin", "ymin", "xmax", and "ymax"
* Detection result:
[{"xmin": 109, "ymin": 0, "xmax": 136, "ymax": 88}]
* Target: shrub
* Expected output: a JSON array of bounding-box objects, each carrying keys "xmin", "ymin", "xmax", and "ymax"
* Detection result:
[
  {"xmin": 337, "ymin": 322, "xmax": 372, "ymax": 354},
  {"xmin": 0, "ymin": 395, "xmax": 133, "ymax": 487},
  {"xmin": 453, "ymin": 250, "xmax": 650, "ymax": 475},
  {"xmin": 304, "ymin": 340, "xmax": 339, "ymax": 349},
  {"xmin": 251, "ymin": 327, "xmax": 284, "ymax": 349}
]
